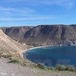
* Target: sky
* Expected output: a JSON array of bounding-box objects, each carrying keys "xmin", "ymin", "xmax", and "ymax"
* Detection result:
[{"xmin": 0, "ymin": 0, "xmax": 76, "ymax": 26}]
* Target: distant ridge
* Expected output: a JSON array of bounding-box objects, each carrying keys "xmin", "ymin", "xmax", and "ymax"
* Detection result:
[{"xmin": 2, "ymin": 25, "xmax": 76, "ymax": 46}]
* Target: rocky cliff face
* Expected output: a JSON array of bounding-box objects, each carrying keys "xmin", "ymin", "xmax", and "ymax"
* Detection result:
[{"xmin": 2, "ymin": 25, "xmax": 76, "ymax": 46}]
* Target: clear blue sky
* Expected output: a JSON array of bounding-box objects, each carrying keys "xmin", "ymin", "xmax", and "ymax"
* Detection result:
[{"xmin": 0, "ymin": 0, "xmax": 76, "ymax": 26}]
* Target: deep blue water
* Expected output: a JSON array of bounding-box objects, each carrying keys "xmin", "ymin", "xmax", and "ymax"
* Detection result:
[{"xmin": 23, "ymin": 46, "xmax": 76, "ymax": 67}]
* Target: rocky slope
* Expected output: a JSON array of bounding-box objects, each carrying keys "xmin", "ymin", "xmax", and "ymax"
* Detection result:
[
  {"xmin": 2, "ymin": 26, "xmax": 32, "ymax": 43},
  {"xmin": 2, "ymin": 25, "xmax": 76, "ymax": 46},
  {"xmin": 0, "ymin": 29, "xmax": 27, "ymax": 55}
]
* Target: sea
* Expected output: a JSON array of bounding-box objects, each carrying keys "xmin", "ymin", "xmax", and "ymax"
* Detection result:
[{"xmin": 23, "ymin": 46, "xmax": 76, "ymax": 67}]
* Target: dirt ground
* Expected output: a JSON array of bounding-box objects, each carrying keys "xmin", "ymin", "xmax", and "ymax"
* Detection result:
[{"xmin": 0, "ymin": 58, "xmax": 76, "ymax": 76}]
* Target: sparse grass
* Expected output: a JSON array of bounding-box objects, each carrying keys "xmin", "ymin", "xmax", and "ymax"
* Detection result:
[
  {"xmin": 32, "ymin": 64, "xmax": 76, "ymax": 72},
  {"xmin": 0, "ymin": 49, "xmax": 26, "ymax": 65},
  {"xmin": 35, "ymin": 64, "xmax": 45, "ymax": 69},
  {"xmin": 8, "ymin": 59, "xmax": 19, "ymax": 63},
  {"xmin": 7, "ymin": 54, "xmax": 26, "ymax": 65},
  {"xmin": 55, "ymin": 64, "xmax": 76, "ymax": 72},
  {"xmin": 1, "ymin": 54, "xmax": 12, "ymax": 58}
]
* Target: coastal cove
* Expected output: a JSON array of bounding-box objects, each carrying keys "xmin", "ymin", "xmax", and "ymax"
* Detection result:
[{"xmin": 23, "ymin": 46, "xmax": 76, "ymax": 67}]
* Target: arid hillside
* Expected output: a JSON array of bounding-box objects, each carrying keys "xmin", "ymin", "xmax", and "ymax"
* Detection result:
[
  {"xmin": 2, "ymin": 26, "xmax": 32, "ymax": 43},
  {"xmin": 0, "ymin": 29, "xmax": 27, "ymax": 55},
  {"xmin": 3, "ymin": 25, "xmax": 76, "ymax": 46}
]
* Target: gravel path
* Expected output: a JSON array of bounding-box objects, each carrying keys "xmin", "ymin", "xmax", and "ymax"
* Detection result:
[{"xmin": 0, "ymin": 58, "xmax": 76, "ymax": 76}]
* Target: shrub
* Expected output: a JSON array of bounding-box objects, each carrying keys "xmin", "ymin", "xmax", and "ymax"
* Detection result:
[
  {"xmin": 55, "ymin": 64, "xmax": 76, "ymax": 71},
  {"xmin": 36, "ymin": 64, "xmax": 45, "ymax": 69},
  {"xmin": 56, "ymin": 64, "xmax": 66, "ymax": 71},
  {"xmin": 65, "ymin": 65, "xmax": 76, "ymax": 71},
  {"xmin": 8, "ymin": 59, "xmax": 19, "ymax": 64}
]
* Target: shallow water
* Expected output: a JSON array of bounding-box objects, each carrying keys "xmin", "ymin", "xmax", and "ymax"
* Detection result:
[{"xmin": 23, "ymin": 46, "xmax": 76, "ymax": 67}]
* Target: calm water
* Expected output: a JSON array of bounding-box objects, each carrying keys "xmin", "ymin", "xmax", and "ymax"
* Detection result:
[{"xmin": 23, "ymin": 46, "xmax": 76, "ymax": 67}]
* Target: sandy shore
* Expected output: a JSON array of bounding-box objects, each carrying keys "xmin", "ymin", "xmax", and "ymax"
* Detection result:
[
  {"xmin": 20, "ymin": 45, "xmax": 53, "ymax": 58},
  {"xmin": 0, "ymin": 57, "xmax": 76, "ymax": 76}
]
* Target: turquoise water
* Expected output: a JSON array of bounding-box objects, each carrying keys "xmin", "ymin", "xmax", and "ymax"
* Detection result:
[{"xmin": 24, "ymin": 46, "xmax": 76, "ymax": 67}]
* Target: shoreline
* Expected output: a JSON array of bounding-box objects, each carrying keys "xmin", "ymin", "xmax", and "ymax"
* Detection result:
[
  {"xmin": 20, "ymin": 44, "xmax": 76, "ymax": 58},
  {"xmin": 20, "ymin": 45, "xmax": 52, "ymax": 58},
  {"xmin": 20, "ymin": 44, "xmax": 62, "ymax": 58}
]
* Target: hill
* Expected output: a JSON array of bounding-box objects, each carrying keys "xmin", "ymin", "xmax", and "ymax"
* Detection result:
[
  {"xmin": 0, "ymin": 29, "xmax": 27, "ymax": 56},
  {"xmin": 2, "ymin": 25, "xmax": 76, "ymax": 46}
]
